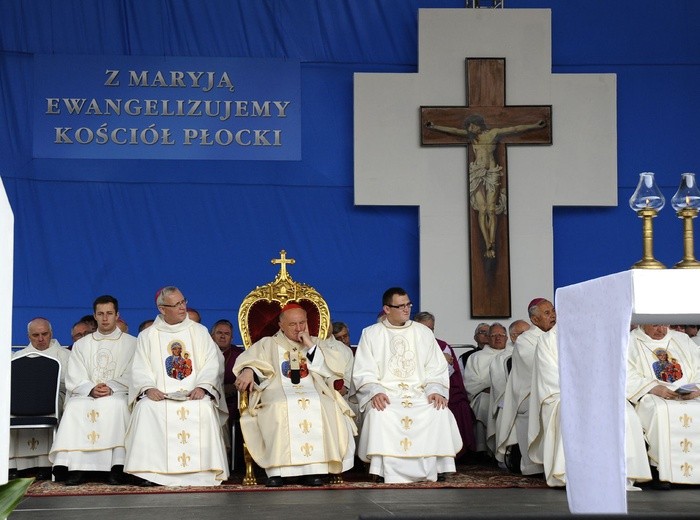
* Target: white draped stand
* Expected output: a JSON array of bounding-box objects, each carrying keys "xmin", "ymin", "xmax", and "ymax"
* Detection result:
[{"xmin": 557, "ymin": 269, "xmax": 700, "ymax": 514}]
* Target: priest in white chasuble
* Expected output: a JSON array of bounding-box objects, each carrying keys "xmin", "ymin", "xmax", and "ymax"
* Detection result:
[
  {"xmin": 352, "ymin": 287, "xmax": 462, "ymax": 484},
  {"xmin": 49, "ymin": 295, "xmax": 136, "ymax": 485},
  {"xmin": 233, "ymin": 303, "xmax": 357, "ymax": 488},
  {"xmin": 124, "ymin": 286, "xmax": 229, "ymax": 487},
  {"xmin": 628, "ymin": 324, "xmax": 700, "ymax": 486},
  {"xmin": 529, "ymin": 326, "xmax": 651, "ymax": 488}
]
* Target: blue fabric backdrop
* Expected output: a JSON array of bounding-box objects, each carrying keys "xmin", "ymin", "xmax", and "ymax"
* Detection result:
[{"xmin": 1, "ymin": 1, "xmax": 699, "ymax": 345}]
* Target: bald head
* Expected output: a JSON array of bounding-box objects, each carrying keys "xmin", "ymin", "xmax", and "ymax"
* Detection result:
[
  {"xmin": 508, "ymin": 319, "xmax": 530, "ymax": 344},
  {"xmin": 279, "ymin": 307, "xmax": 308, "ymax": 342},
  {"xmin": 28, "ymin": 318, "xmax": 53, "ymax": 351}
]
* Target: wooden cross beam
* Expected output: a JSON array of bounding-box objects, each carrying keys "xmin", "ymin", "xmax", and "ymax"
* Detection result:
[{"xmin": 421, "ymin": 58, "xmax": 551, "ymax": 318}]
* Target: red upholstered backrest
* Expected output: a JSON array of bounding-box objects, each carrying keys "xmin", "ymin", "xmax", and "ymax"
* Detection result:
[{"xmin": 247, "ymin": 299, "xmax": 321, "ymax": 345}]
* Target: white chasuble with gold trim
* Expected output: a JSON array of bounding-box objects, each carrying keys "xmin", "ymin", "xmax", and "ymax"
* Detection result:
[
  {"xmin": 279, "ymin": 345, "xmax": 326, "ymax": 466},
  {"xmin": 353, "ymin": 320, "xmax": 462, "ymax": 475},
  {"xmin": 124, "ymin": 315, "xmax": 228, "ymax": 486},
  {"xmin": 49, "ymin": 329, "xmax": 136, "ymax": 471},
  {"xmin": 233, "ymin": 332, "xmax": 356, "ymax": 477},
  {"xmin": 628, "ymin": 327, "xmax": 700, "ymax": 484}
]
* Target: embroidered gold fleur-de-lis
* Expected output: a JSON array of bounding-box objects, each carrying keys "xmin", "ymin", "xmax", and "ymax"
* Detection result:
[
  {"xmin": 398, "ymin": 383, "xmax": 409, "ymax": 391},
  {"xmin": 681, "ymin": 462, "xmax": 693, "ymax": 477},
  {"xmin": 300, "ymin": 420, "xmax": 312, "ymax": 434},
  {"xmin": 178, "ymin": 452, "xmax": 190, "ymax": 467},
  {"xmin": 681, "ymin": 438, "xmax": 693, "ymax": 453},
  {"xmin": 177, "ymin": 430, "xmax": 190, "ymax": 445},
  {"xmin": 680, "ymin": 413, "xmax": 692, "ymax": 428},
  {"xmin": 177, "ymin": 406, "xmax": 189, "ymax": 421},
  {"xmin": 27, "ymin": 437, "xmax": 40, "ymax": 451},
  {"xmin": 87, "ymin": 431, "xmax": 100, "ymax": 445},
  {"xmin": 301, "ymin": 443, "xmax": 314, "ymax": 457},
  {"xmin": 87, "ymin": 409, "xmax": 100, "ymax": 423},
  {"xmin": 400, "ymin": 437, "xmax": 412, "ymax": 452},
  {"xmin": 402, "ymin": 400, "xmax": 413, "ymax": 408},
  {"xmin": 298, "ymin": 398, "xmax": 310, "ymax": 410},
  {"xmin": 401, "ymin": 416, "xmax": 413, "ymax": 430}
]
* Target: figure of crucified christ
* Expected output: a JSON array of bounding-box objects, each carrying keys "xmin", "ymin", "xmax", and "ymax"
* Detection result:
[{"xmin": 426, "ymin": 115, "xmax": 546, "ymax": 258}]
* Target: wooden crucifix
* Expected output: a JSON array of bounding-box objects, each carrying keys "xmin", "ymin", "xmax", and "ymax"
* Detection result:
[{"xmin": 421, "ymin": 58, "xmax": 552, "ymax": 318}]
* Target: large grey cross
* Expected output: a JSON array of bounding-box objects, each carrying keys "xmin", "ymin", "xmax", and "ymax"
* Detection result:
[{"xmin": 354, "ymin": 8, "xmax": 617, "ymax": 342}]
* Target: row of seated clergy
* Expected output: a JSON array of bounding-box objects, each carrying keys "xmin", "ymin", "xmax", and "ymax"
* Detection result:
[
  {"xmin": 9, "ymin": 318, "xmax": 71, "ymax": 478},
  {"xmin": 49, "ymin": 288, "xmax": 229, "ymax": 487},
  {"xmin": 527, "ymin": 325, "xmax": 652, "ymax": 489},
  {"xmin": 233, "ymin": 288, "xmax": 463, "ymax": 486},
  {"xmin": 496, "ymin": 298, "xmax": 557, "ymax": 474}
]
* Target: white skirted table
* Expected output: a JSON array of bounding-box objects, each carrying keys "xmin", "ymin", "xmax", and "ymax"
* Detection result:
[{"xmin": 557, "ymin": 269, "xmax": 700, "ymax": 513}]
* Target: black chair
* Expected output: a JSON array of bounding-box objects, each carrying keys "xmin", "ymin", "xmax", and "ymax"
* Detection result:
[{"xmin": 10, "ymin": 353, "xmax": 61, "ymax": 479}]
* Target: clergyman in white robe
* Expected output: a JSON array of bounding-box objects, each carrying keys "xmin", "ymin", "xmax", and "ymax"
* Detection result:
[
  {"xmin": 124, "ymin": 313, "xmax": 229, "ymax": 486},
  {"xmin": 464, "ymin": 345, "xmax": 501, "ymax": 453},
  {"xmin": 529, "ymin": 326, "xmax": 651, "ymax": 488},
  {"xmin": 10, "ymin": 338, "xmax": 71, "ymax": 472},
  {"xmin": 233, "ymin": 331, "xmax": 357, "ymax": 479},
  {"xmin": 497, "ymin": 326, "xmax": 545, "ymax": 474},
  {"xmin": 486, "ymin": 344, "xmax": 513, "ymax": 455},
  {"xmin": 627, "ymin": 325, "xmax": 700, "ymax": 484},
  {"xmin": 353, "ymin": 318, "xmax": 462, "ymax": 483},
  {"xmin": 49, "ymin": 328, "xmax": 136, "ymax": 472}
]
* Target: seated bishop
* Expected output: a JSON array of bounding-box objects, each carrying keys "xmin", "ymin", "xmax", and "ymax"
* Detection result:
[
  {"xmin": 124, "ymin": 286, "xmax": 229, "ymax": 486},
  {"xmin": 49, "ymin": 296, "xmax": 136, "ymax": 486},
  {"xmin": 627, "ymin": 324, "xmax": 700, "ymax": 487},
  {"xmin": 233, "ymin": 303, "xmax": 357, "ymax": 488}
]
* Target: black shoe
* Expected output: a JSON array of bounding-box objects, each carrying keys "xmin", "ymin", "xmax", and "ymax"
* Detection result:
[
  {"xmin": 302, "ymin": 474, "xmax": 325, "ymax": 486},
  {"xmin": 136, "ymin": 477, "xmax": 158, "ymax": 487},
  {"xmin": 108, "ymin": 466, "xmax": 125, "ymax": 485},
  {"xmin": 437, "ymin": 473, "xmax": 446, "ymax": 482},
  {"xmin": 65, "ymin": 471, "xmax": 83, "ymax": 486},
  {"xmin": 650, "ymin": 466, "xmax": 671, "ymax": 490},
  {"xmin": 266, "ymin": 476, "xmax": 285, "ymax": 487}
]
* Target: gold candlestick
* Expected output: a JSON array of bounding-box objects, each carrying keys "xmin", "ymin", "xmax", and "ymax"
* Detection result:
[
  {"xmin": 674, "ymin": 207, "xmax": 700, "ymax": 268},
  {"xmin": 632, "ymin": 208, "xmax": 666, "ymax": 269}
]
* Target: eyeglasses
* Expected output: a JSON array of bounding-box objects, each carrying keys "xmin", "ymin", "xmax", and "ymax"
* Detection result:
[
  {"xmin": 386, "ymin": 302, "xmax": 413, "ymax": 310},
  {"xmin": 489, "ymin": 333, "xmax": 507, "ymax": 338},
  {"xmin": 160, "ymin": 298, "xmax": 188, "ymax": 308}
]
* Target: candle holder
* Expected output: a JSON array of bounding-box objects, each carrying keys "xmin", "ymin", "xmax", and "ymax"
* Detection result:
[
  {"xmin": 671, "ymin": 172, "xmax": 700, "ymax": 269},
  {"xmin": 629, "ymin": 172, "xmax": 666, "ymax": 269}
]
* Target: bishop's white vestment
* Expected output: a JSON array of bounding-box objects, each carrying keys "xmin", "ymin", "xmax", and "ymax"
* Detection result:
[
  {"xmin": 529, "ymin": 326, "xmax": 651, "ymax": 487},
  {"xmin": 497, "ymin": 327, "xmax": 544, "ymax": 474},
  {"xmin": 10, "ymin": 341, "xmax": 71, "ymax": 471},
  {"xmin": 627, "ymin": 327, "xmax": 700, "ymax": 484},
  {"xmin": 124, "ymin": 315, "xmax": 229, "ymax": 486},
  {"xmin": 353, "ymin": 320, "xmax": 462, "ymax": 483},
  {"xmin": 50, "ymin": 329, "xmax": 136, "ymax": 471},
  {"xmin": 464, "ymin": 345, "xmax": 501, "ymax": 453},
  {"xmin": 233, "ymin": 332, "xmax": 357, "ymax": 477}
]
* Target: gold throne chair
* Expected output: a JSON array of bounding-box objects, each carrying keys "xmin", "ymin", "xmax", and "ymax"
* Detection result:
[{"xmin": 237, "ymin": 250, "xmax": 331, "ymax": 485}]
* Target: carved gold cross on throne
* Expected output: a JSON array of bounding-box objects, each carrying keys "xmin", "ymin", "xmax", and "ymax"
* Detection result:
[{"xmin": 421, "ymin": 58, "xmax": 551, "ymax": 317}]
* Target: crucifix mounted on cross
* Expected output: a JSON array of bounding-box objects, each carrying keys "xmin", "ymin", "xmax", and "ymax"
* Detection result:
[{"xmin": 421, "ymin": 58, "xmax": 552, "ymax": 318}]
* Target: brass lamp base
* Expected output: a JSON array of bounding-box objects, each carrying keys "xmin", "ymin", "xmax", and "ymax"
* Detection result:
[
  {"xmin": 674, "ymin": 259, "xmax": 700, "ymax": 269},
  {"xmin": 632, "ymin": 258, "xmax": 666, "ymax": 269}
]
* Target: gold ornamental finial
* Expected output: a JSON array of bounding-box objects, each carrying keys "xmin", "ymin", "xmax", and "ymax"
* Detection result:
[{"xmin": 271, "ymin": 250, "xmax": 296, "ymax": 280}]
